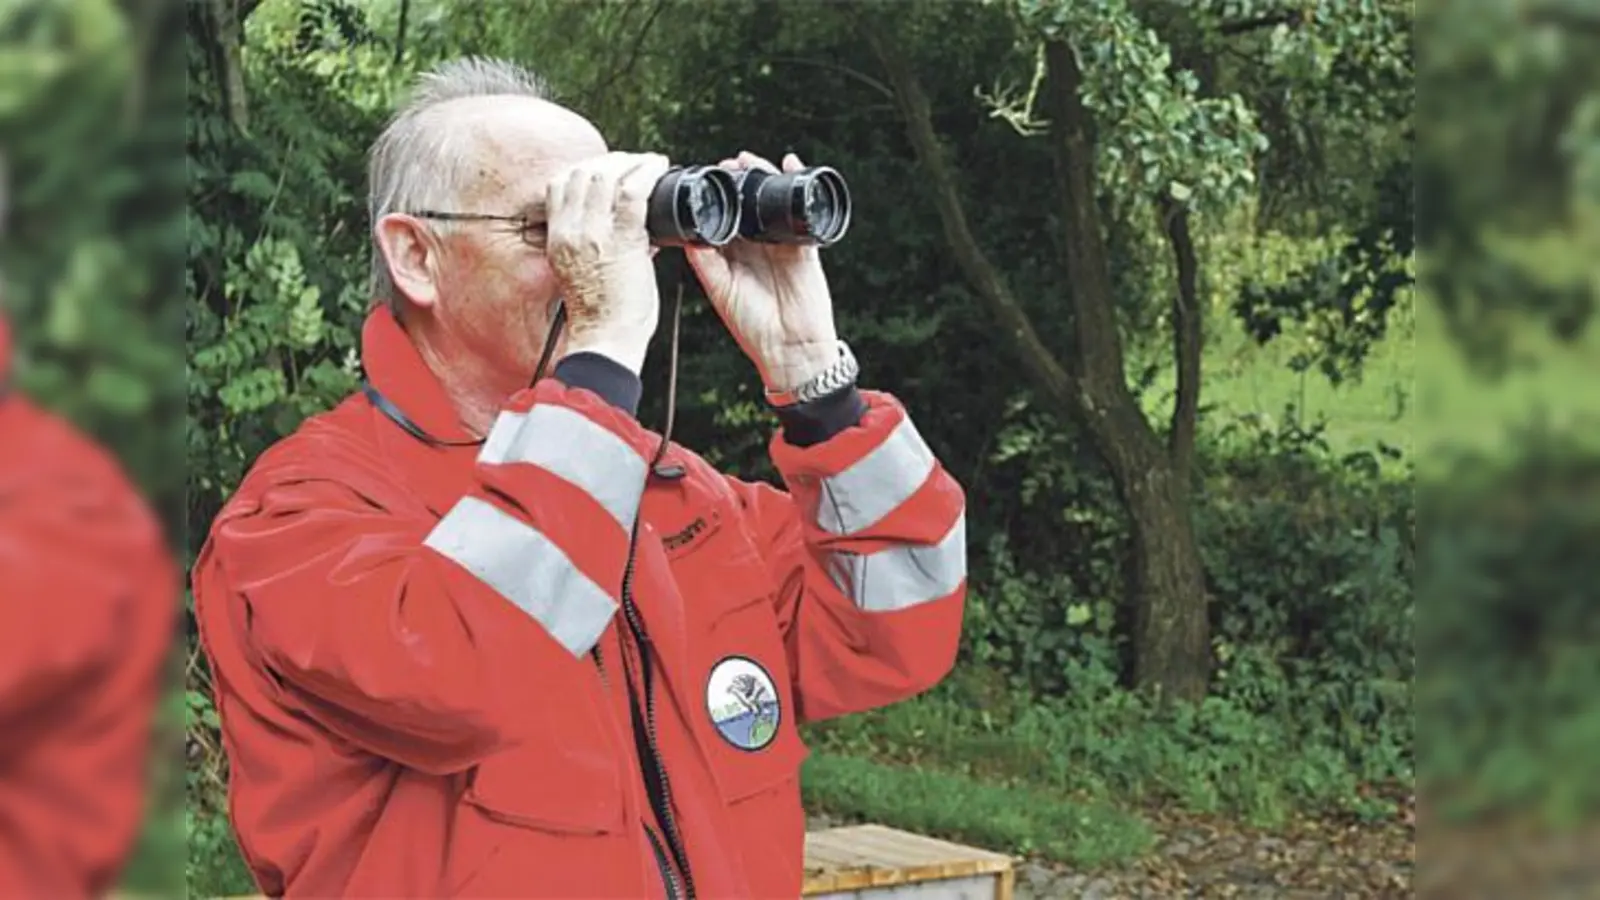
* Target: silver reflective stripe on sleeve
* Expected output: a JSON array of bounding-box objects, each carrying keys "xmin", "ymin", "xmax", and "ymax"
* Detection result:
[
  {"xmin": 815, "ymin": 416, "xmax": 937, "ymax": 536},
  {"xmin": 479, "ymin": 404, "xmax": 647, "ymax": 532},
  {"xmin": 424, "ymin": 495, "xmax": 618, "ymax": 658},
  {"xmin": 825, "ymin": 513, "xmax": 967, "ymax": 613}
]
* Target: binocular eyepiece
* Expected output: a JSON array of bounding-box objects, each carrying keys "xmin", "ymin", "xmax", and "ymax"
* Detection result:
[{"xmin": 646, "ymin": 163, "xmax": 852, "ymax": 248}]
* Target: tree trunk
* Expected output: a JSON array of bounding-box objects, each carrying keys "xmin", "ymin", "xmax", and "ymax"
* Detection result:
[
  {"xmin": 861, "ymin": 16, "xmax": 1212, "ymax": 701},
  {"xmin": 1036, "ymin": 39, "xmax": 1211, "ymax": 701},
  {"xmin": 195, "ymin": 0, "xmax": 258, "ymax": 134}
]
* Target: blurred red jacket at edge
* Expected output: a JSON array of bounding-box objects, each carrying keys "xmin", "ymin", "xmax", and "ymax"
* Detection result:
[{"xmin": 0, "ymin": 311, "xmax": 179, "ymax": 899}]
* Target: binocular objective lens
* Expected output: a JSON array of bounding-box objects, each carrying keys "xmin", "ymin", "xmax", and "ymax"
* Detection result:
[{"xmin": 646, "ymin": 166, "xmax": 740, "ymax": 247}]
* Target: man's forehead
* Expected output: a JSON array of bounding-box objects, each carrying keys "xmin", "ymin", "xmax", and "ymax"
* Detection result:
[{"xmin": 444, "ymin": 96, "xmax": 608, "ymax": 203}]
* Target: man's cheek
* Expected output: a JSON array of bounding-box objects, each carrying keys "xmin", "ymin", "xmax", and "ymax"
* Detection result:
[{"xmin": 439, "ymin": 239, "xmax": 491, "ymax": 292}]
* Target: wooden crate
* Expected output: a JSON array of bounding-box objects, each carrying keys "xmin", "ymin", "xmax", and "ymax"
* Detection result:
[
  {"xmin": 197, "ymin": 823, "xmax": 1016, "ymax": 900},
  {"xmin": 803, "ymin": 824, "xmax": 1016, "ymax": 900}
]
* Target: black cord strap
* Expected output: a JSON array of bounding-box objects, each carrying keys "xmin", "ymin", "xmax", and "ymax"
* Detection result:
[{"xmin": 360, "ymin": 380, "xmax": 485, "ymax": 448}]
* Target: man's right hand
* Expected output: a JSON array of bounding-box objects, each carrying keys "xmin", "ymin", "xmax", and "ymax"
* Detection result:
[{"xmin": 545, "ymin": 151, "xmax": 670, "ymax": 376}]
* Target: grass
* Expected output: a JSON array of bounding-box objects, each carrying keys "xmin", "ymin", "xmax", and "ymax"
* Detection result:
[
  {"xmin": 1175, "ymin": 320, "xmax": 1413, "ymax": 455},
  {"xmin": 1135, "ymin": 291, "xmax": 1600, "ymax": 465},
  {"xmin": 802, "ymin": 752, "xmax": 1154, "ymax": 866},
  {"xmin": 187, "ymin": 809, "xmax": 257, "ymax": 899},
  {"xmin": 796, "ymin": 664, "xmax": 1398, "ymax": 859}
]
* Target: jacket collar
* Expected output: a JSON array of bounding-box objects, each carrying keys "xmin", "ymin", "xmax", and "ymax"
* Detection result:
[
  {"xmin": 358, "ymin": 305, "xmax": 486, "ymax": 519},
  {"xmin": 360, "ymin": 304, "xmax": 479, "ymax": 446}
]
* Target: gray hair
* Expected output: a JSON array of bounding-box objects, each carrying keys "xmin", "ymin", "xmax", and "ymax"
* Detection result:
[{"xmin": 367, "ymin": 56, "xmax": 551, "ymax": 308}]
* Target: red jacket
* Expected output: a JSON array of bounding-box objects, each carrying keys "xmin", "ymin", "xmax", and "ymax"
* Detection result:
[
  {"xmin": 193, "ymin": 307, "xmax": 967, "ymax": 899},
  {"xmin": 0, "ymin": 317, "xmax": 178, "ymax": 899}
]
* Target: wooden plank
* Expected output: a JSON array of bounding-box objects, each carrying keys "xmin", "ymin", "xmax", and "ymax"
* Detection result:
[
  {"xmin": 801, "ymin": 824, "xmax": 1014, "ymax": 896},
  {"xmin": 995, "ymin": 866, "xmax": 1016, "ymax": 900},
  {"xmin": 807, "ymin": 872, "xmax": 1009, "ymax": 900}
]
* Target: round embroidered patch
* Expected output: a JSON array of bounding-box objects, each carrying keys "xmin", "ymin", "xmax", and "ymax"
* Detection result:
[{"xmin": 705, "ymin": 655, "xmax": 781, "ymax": 751}]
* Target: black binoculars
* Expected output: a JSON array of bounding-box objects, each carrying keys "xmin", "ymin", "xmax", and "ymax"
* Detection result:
[{"xmin": 645, "ymin": 163, "xmax": 852, "ymax": 248}]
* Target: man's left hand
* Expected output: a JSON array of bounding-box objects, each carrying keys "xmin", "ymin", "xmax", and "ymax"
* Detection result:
[{"xmin": 684, "ymin": 151, "xmax": 841, "ymax": 396}]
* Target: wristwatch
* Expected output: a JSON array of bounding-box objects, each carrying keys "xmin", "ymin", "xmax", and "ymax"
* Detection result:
[{"xmin": 764, "ymin": 340, "xmax": 860, "ymax": 408}]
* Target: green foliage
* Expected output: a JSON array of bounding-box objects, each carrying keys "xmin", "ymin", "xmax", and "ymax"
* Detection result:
[
  {"xmin": 186, "ymin": 805, "xmax": 257, "ymax": 898},
  {"xmin": 1420, "ymin": 430, "xmax": 1600, "ymax": 827},
  {"xmin": 1000, "ymin": 0, "xmax": 1268, "ymax": 210},
  {"xmin": 1419, "ymin": 0, "xmax": 1600, "ymax": 368},
  {"xmin": 942, "ymin": 411, "xmax": 1414, "ymax": 821},
  {"xmin": 187, "ymin": 3, "xmax": 386, "ymax": 535},
  {"xmin": 0, "ymin": 0, "xmax": 186, "ymax": 525},
  {"xmin": 1197, "ymin": 413, "xmax": 1413, "ymax": 785},
  {"xmin": 1235, "ymin": 153, "xmax": 1416, "ymax": 384}
]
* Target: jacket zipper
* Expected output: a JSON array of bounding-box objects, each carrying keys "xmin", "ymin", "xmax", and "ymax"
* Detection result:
[
  {"xmin": 644, "ymin": 822, "xmax": 681, "ymax": 900},
  {"xmin": 589, "ymin": 553, "xmax": 695, "ymax": 900},
  {"xmin": 619, "ymin": 548, "xmax": 696, "ymax": 899},
  {"xmin": 591, "ymin": 644, "xmax": 682, "ymax": 900}
]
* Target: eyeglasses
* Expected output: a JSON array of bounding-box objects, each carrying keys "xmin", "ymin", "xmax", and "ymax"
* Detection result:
[{"xmin": 407, "ymin": 210, "xmax": 545, "ymax": 246}]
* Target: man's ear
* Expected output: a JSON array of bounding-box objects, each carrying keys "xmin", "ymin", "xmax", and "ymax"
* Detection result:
[{"xmin": 374, "ymin": 213, "xmax": 442, "ymax": 309}]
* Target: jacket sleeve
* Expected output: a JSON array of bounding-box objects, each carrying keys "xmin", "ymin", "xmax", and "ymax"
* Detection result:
[
  {"xmin": 726, "ymin": 389, "xmax": 967, "ymax": 724},
  {"xmin": 194, "ymin": 378, "xmax": 660, "ymax": 776},
  {"xmin": 0, "ymin": 466, "xmax": 176, "ymax": 733}
]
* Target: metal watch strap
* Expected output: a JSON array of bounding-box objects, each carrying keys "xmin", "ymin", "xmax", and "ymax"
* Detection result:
[{"xmin": 765, "ymin": 340, "xmax": 859, "ymax": 408}]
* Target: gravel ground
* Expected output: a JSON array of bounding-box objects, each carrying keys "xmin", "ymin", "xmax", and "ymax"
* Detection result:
[
  {"xmin": 1007, "ymin": 824, "xmax": 1412, "ymax": 899},
  {"xmin": 808, "ymin": 808, "xmax": 1415, "ymax": 899},
  {"xmin": 1416, "ymin": 814, "xmax": 1600, "ymax": 900}
]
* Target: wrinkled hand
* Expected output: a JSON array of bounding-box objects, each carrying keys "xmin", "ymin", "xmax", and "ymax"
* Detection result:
[
  {"xmin": 684, "ymin": 151, "xmax": 841, "ymax": 395},
  {"xmin": 546, "ymin": 151, "xmax": 672, "ymax": 375}
]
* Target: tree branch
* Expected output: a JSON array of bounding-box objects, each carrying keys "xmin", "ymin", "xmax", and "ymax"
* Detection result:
[
  {"xmin": 581, "ymin": 0, "xmax": 671, "ymax": 110},
  {"xmin": 1158, "ymin": 35, "xmax": 1214, "ymax": 486},
  {"xmin": 856, "ymin": 16, "xmax": 1079, "ymax": 412},
  {"xmin": 1160, "ymin": 196, "xmax": 1201, "ymax": 483},
  {"xmin": 394, "ymin": 0, "xmax": 410, "ymax": 65},
  {"xmin": 768, "ymin": 56, "xmax": 897, "ymax": 101}
]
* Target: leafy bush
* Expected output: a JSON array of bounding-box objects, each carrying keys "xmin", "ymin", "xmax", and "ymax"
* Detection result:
[
  {"xmin": 1198, "ymin": 411, "xmax": 1414, "ymax": 786},
  {"xmin": 1420, "ymin": 424, "xmax": 1600, "ymax": 827},
  {"xmin": 959, "ymin": 408, "xmax": 1413, "ymax": 775}
]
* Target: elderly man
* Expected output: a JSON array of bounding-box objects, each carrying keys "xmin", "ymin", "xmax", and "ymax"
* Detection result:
[{"xmin": 193, "ymin": 56, "xmax": 967, "ymax": 899}]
